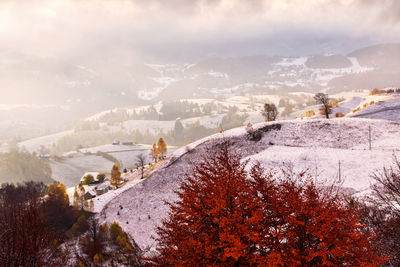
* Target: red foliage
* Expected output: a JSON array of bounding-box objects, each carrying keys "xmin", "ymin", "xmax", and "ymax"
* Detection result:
[
  {"xmin": 0, "ymin": 182, "xmax": 57, "ymax": 266},
  {"xmin": 148, "ymin": 142, "xmax": 385, "ymax": 266},
  {"xmin": 251, "ymin": 167, "xmax": 385, "ymax": 266}
]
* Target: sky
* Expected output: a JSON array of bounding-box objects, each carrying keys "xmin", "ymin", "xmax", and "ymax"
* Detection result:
[{"xmin": 0, "ymin": 0, "xmax": 400, "ymax": 62}]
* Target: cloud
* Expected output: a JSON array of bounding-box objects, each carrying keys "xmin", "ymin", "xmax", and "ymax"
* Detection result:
[{"xmin": 0, "ymin": 0, "xmax": 399, "ymax": 61}]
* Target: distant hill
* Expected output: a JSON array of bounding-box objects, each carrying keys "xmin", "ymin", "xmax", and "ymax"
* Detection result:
[
  {"xmin": 348, "ymin": 43, "xmax": 400, "ymax": 68},
  {"xmin": 2, "ymin": 42, "xmax": 400, "ymax": 139},
  {"xmin": 305, "ymin": 55, "xmax": 352, "ymax": 69}
]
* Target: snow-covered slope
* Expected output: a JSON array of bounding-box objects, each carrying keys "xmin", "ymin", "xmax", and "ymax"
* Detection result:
[
  {"xmin": 350, "ymin": 96, "xmax": 400, "ymax": 121},
  {"xmin": 98, "ymin": 118, "xmax": 400, "ymax": 252}
]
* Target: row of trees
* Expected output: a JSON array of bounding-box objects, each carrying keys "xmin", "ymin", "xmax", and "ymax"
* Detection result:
[{"xmin": 148, "ymin": 142, "xmax": 397, "ymax": 265}]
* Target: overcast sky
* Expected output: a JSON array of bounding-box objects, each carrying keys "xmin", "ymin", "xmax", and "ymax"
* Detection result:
[{"xmin": 1, "ymin": 0, "xmax": 400, "ymax": 62}]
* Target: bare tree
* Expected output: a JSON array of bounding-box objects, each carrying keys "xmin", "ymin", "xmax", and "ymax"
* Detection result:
[
  {"xmin": 261, "ymin": 103, "xmax": 278, "ymax": 121},
  {"xmin": 366, "ymin": 157, "xmax": 400, "ymax": 265},
  {"xmin": 314, "ymin": 93, "xmax": 331, "ymax": 118},
  {"xmin": 371, "ymin": 157, "xmax": 400, "ymax": 214},
  {"xmin": 136, "ymin": 153, "xmax": 146, "ymax": 179}
]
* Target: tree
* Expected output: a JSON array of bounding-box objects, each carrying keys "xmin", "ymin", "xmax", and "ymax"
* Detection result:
[
  {"xmin": 150, "ymin": 143, "xmax": 159, "ymax": 163},
  {"xmin": 314, "ymin": 93, "xmax": 331, "ymax": 118},
  {"xmin": 0, "ymin": 150, "xmax": 53, "ymax": 184},
  {"xmin": 73, "ymin": 184, "xmax": 88, "ymax": 210},
  {"xmin": 278, "ymin": 98, "xmax": 286, "ymax": 107},
  {"xmin": 0, "ymin": 182, "xmax": 57, "ymax": 266},
  {"xmin": 245, "ymin": 122, "xmax": 254, "ymax": 135},
  {"xmin": 261, "ymin": 103, "xmax": 278, "ymax": 121},
  {"xmin": 250, "ymin": 167, "xmax": 384, "ymax": 266},
  {"xmin": 44, "ymin": 182, "xmax": 75, "ymax": 234},
  {"xmin": 367, "ymin": 157, "xmax": 400, "ymax": 265},
  {"xmin": 173, "ymin": 119, "xmax": 184, "ymax": 144},
  {"xmin": 96, "ymin": 173, "xmax": 106, "ymax": 183},
  {"xmin": 110, "ymin": 163, "xmax": 122, "ymax": 188},
  {"xmin": 149, "ymin": 142, "xmax": 384, "ymax": 266},
  {"xmin": 149, "ymin": 141, "xmax": 262, "ymax": 265},
  {"xmin": 79, "ymin": 220, "xmax": 142, "ymax": 266},
  {"xmin": 135, "ymin": 153, "xmax": 146, "ymax": 179},
  {"xmin": 82, "ymin": 174, "xmax": 95, "ymax": 185},
  {"xmin": 281, "ymin": 103, "xmax": 294, "ymax": 117},
  {"xmin": 157, "ymin": 138, "xmax": 167, "ymax": 159}
]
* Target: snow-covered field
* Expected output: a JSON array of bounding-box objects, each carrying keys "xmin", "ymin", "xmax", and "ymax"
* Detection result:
[
  {"xmin": 50, "ymin": 153, "xmax": 115, "ymax": 187},
  {"xmin": 98, "ymin": 118, "xmax": 400, "ymax": 252},
  {"xmin": 18, "ymin": 130, "xmax": 73, "ymax": 153}
]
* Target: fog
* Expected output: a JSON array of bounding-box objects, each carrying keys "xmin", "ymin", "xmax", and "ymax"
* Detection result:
[
  {"xmin": 1, "ymin": 0, "xmax": 399, "ymax": 61},
  {"xmin": 1, "ymin": 0, "xmax": 400, "ymax": 142}
]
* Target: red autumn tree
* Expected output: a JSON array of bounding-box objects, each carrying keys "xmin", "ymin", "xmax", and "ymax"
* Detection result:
[
  {"xmin": 149, "ymin": 141, "xmax": 385, "ymax": 266},
  {"xmin": 149, "ymin": 141, "xmax": 264, "ymax": 265},
  {"xmin": 250, "ymin": 166, "xmax": 385, "ymax": 266}
]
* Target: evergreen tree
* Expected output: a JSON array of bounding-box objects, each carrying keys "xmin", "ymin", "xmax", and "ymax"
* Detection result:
[{"xmin": 173, "ymin": 119, "xmax": 184, "ymax": 144}]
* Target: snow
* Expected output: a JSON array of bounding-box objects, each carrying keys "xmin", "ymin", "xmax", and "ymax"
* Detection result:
[
  {"xmin": 350, "ymin": 96, "xmax": 400, "ymax": 122},
  {"xmin": 208, "ymin": 70, "xmax": 229, "ymax": 79},
  {"xmin": 97, "ymin": 118, "xmax": 400, "ymax": 253},
  {"xmin": 18, "ymin": 130, "xmax": 74, "ymax": 153},
  {"xmin": 276, "ymin": 57, "xmax": 308, "ymax": 67},
  {"xmin": 51, "ymin": 153, "xmax": 114, "ymax": 187}
]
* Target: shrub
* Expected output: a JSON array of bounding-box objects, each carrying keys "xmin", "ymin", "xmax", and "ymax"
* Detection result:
[
  {"xmin": 82, "ymin": 174, "xmax": 95, "ymax": 185},
  {"xmin": 109, "ymin": 222, "xmax": 124, "ymax": 241},
  {"xmin": 370, "ymin": 88, "xmax": 382, "ymax": 95},
  {"xmin": 335, "ymin": 112, "xmax": 344, "ymax": 118},
  {"xmin": 304, "ymin": 110, "xmax": 315, "ymax": 117},
  {"xmin": 96, "ymin": 173, "xmax": 106, "ymax": 183}
]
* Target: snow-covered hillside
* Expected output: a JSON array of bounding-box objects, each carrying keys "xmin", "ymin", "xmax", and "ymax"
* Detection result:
[{"xmin": 98, "ymin": 118, "xmax": 400, "ymax": 252}]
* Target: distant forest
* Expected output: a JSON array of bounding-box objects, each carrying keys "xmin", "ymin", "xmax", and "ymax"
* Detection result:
[{"xmin": 0, "ymin": 150, "xmax": 53, "ymax": 184}]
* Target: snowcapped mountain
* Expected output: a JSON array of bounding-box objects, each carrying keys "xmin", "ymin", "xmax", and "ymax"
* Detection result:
[
  {"xmin": 2, "ymin": 43, "xmax": 399, "ymax": 109},
  {"xmin": 97, "ymin": 118, "xmax": 400, "ymax": 252}
]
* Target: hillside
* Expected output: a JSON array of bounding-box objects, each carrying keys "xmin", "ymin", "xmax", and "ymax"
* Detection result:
[
  {"xmin": 98, "ymin": 118, "xmax": 400, "ymax": 252},
  {"xmin": 2, "ymin": 43, "xmax": 399, "ymax": 144}
]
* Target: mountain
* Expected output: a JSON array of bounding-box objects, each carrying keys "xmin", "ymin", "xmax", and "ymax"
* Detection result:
[
  {"xmin": 2, "ymin": 43, "xmax": 399, "ymax": 107},
  {"xmin": 2, "ymin": 43, "xmax": 399, "ymax": 142},
  {"xmin": 97, "ymin": 118, "xmax": 400, "ymax": 252},
  {"xmin": 348, "ymin": 43, "xmax": 400, "ymax": 68}
]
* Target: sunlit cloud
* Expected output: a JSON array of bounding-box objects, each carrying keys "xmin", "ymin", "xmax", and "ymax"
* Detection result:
[{"xmin": 0, "ymin": 0, "xmax": 399, "ymax": 60}]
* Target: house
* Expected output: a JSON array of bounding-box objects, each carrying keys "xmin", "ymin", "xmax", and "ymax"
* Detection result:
[
  {"xmin": 112, "ymin": 140, "xmax": 120, "ymax": 145},
  {"xmin": 95, "ymin": 181, "xmax": 111, "ymax": 195},
  {"xmin": 84, "ymin": 187, "xmax": 96, "ymax": 200},
  {"xmin": 122, "ymin": 139, "xmax": 133, "ymax": 145}
]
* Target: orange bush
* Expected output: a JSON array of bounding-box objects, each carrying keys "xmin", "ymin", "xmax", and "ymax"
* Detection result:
[
  {"xmin": 370, "ymin": 88, "xmax": 382, "ymax": 95},
  {"xmin": 335, "ymin": 112, "xmax": 344, "ymax": 117}
]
